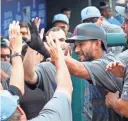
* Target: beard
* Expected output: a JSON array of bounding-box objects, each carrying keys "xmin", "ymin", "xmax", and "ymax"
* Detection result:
[
  {"xmin": 83, "ymin": 50, "xmax": 94, "ymax": 62},
  {"xmin": 77, "ymin": 52, "xmax": 94, "ymax": 62}
]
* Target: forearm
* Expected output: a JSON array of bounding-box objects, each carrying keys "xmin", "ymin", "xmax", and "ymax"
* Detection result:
[
  {"xmin": 10, "ymin": 56, "xmax": 24, "ymax": 95},
  {"xmin": 111, "ymin": 98, "xmax": 128, "ymax": 118},
  {"xmin": 23, "ymin": 47, "xmax": 37, "ymax": 84},
  {"xmin": 55, "ymin": 57, "xmax": 73, "ymax": 101},
  {"xmin": 64, "ymin": 56, "xmax": 90, "ymax": 79}
]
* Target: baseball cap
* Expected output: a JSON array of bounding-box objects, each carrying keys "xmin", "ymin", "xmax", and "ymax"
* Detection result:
[
  {"xmin": 115, "ymin": 6, "xmax": 128, "ymax": 19},
  {"xmin": 66, "ymin": 23, "xmax": 107, "ymax": 50},
  {"xmin": 81, "ymin": 6, "xmax": 101, "ymax": 21},
  {"xmin": 52, "ymin": 13, "xmax": 69, "ymax": 24},
  {"xmin": 0, "ymin": 90, "xmax": 19, "ymax": 121},
  {"xmin": 99, "ymin": 2, "xmax": 110, "ymax": 9},
  {"xmin": 0, "ymin": 36, "xmax": 9, "ymax": 47}
]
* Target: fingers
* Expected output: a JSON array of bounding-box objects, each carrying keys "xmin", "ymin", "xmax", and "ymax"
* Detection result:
[
  {"xmin": 49, "ymin": 34, "xmax": 56, "ymax": 48},
  {"xmin": 118, "ymin": 63, "xmax": 125, "ymax": 69},
  {"xmin": 116, "ymin": 91, "xmax": 119, "ymax": 95},
  {"xmin": 46, "ymin": 35, "xmax": 56, "ymax": 49},
  {"xmin": 44, "ymin": 42, "xmax": 50, "ymax": 52},
  {"xmin": 106, "ymin": 61, "xmax": 124, "ymax": 71},
  {"xmin": 32, "ymin": 17, "xmax": 41, "ymax": 29},
  {"xmin": 46, "ymin": 36, "xmax": 52, "ymax": 48},
  {"xmin": 106, "ymin": 62, "xmax": 112, "ymax": 71},
  {"xmin": 55, "ymin": 38, "xmax": 60, "ymax": 47},
  {"xmin": 9, "ymin": 21, "xmax": 20, "ymax": 40},
  {"xmin": 9, "ymin": 21, "xmax": 22, "ymax": 52}
]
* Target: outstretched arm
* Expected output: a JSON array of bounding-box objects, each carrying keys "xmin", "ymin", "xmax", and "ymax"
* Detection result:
[
  {"xmin": 44, "ymin": 36, "xmax": 73, "ymax": 99},
  {"xmin": 64, "ymin": 56, "xmax": 90, "ymax": 80},
  {"xmin": 45, "ymin": 35, "xmax": 91, "ymax": 81},
  {"xmin": 23, "ymin": 47, "xmax": 38, "ymax": 84},
  {"xmin": 9, "ymin": 21, "xmax": 24, "ymax": 95}
]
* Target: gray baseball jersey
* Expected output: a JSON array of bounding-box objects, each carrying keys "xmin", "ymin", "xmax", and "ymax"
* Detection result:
[
  {"xmin": 29, "ymin": 92, "xmax": 72, "ymax": 121},
  {"xmin": 82, "ymin": 52, "xmax": 126, "ymax": 121},
  {"xmin": 121, "ymin": 67, "xmax": 128, "ymax": 101},
  {"xmin": 35, "ymin": 62, "xmax": 56, "ymax": 102}
]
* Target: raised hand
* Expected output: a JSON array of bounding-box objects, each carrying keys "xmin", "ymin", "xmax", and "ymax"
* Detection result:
[
  {"xmin": 9, "ymin": 21, "xmax": 22, "ymax": 54},
  {"xmin": 32, "ymin": 17, "xmax": 44, "ymax": 40},
  {"xmin": 22, "ymin": 19, "xmax": 50, "ymax": 58},
  {"xmin": 106, "ymin": 62, "xmax": 125, "ymax": 77},
  {"xmin": 32, "ymin": 17, "xmax": 41, "ymax": 31},
  {"xmin": 44, "ymin": 35, "xmax": 64, "ymax": 63}
]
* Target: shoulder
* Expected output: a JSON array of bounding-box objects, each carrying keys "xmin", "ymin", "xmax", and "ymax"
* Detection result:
[
  {"xmin": 37, "ymin": 62, "xmax": 55, "ymax": 68},
  {"xmin": 102, "ymin": 23, "xmax": 123, "ymax": 33},
  {"xmin": 1, "ymin": 61, "xmax": 12, "ymax": 75}
]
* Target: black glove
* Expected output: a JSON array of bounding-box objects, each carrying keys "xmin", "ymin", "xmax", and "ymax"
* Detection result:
[{"xmin": 22, "ymin": 21, "xmax": 50, "ymax": 58}]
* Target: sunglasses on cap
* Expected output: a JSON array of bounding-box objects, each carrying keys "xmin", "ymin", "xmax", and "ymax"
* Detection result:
[{"xmin": 83, "ymin": 17, "xmax": 99, "ymax": 23}]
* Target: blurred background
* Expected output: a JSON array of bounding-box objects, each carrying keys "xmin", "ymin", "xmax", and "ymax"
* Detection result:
[{"xmin": 1, "ymin": 0, "xmax": 128, "ymax": 37}]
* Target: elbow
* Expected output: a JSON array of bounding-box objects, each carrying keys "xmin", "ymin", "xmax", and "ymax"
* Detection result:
[
  {"xmin": 24, "ymin": 72, "xmax": 37, "ymax": 85},
  {"xmin": 24, "ymin": 73, "xmax": 34, "ymax": 83},
  {"xmin": 24, "ymin": 74, "xmax": 32, "ymax": 82}
]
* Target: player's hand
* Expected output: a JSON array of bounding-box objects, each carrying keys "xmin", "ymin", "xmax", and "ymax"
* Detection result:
[
  {"xmin": 32, "ymin": 17, "xmax": 44, "ymax": 40},
  {"xmin": 32, "ymin": 17, "xmax": 41, "ymax": 31},
  {"xmin": 9, "ymin": 21, "xmax": 22, "ymax": 54},
  {"xmin": 22, "ymin": 20, "xmax": 50, "ymax": 58},
  {"xmin": 39, "ymin": 28, "xmax": 45, "ymax": 40},
  {"xmin": 44, "ymin": 35, "xmax": 64, "ymax": 62},
  {"xmin": 106, "ymin": 62, "xmax": 125, "ymax": 77},
  {"xmin": 105, "ymin": 91, "xmax": 119, "ymax": 108}
]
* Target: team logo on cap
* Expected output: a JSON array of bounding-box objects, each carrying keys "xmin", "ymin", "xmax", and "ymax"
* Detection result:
[
  {"xmin": 74, "ymin": 28, "xmax": 78, "ymax": 36},
  {"xmin": 86, "ymin": 9, "xmax": 90, "ymax": 14}
]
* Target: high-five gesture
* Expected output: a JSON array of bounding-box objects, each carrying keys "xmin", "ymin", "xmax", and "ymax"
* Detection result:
[
  {"xmin": 32, "ymin": 17, "xmax": 44, "ymax": 40},
  {"xmin": 32, "ymin": 17, "xmax": 41, "ymax": 31},
  {"xmin": 8, "ymin": 21, "xmax": 24, "ymax": 95},
  {"xmin": 22, "ymin": 18, "xmax": 50, "ymax": 59},
  {"xmin": 106, "ymin": 62, "xmax": 125, "ymax": 77},
  {"xmin": 44, "ymin": 35, "xmax": 64, "ymax": 63},
  {"xmin": 9, "ymin": 21, "xmax": 22, "ymax": 54},
  {"xmin": 44, "ymin": 33, "xmax": 73, "ymax": 101}
]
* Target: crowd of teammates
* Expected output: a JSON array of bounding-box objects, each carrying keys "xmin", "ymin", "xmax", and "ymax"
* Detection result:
[{"xmin": 1, "ymin": 1, "xmax": 128, "ymax": 121}]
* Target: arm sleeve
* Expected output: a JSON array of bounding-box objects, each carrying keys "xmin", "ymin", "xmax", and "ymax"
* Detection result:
[
  {"xmin": 29, "ymin": 92, "xmax": 72, "ymax": 121},
  {"xmin": 121, "ymin": 75, "xmax": 128, "ymax": 101},
  {"xmin": 35, "ymin": 62, "xmax": 56, "ymax": 101},
  {"xmin": 82, "ymin": 59, "xmax": 123, "ymax": 92},
  {"xmin": 8, "ymin": 85, "xmax": 22, "ymax": 99},
  {"xmin": 1, "ymin": 61, "xmax": 12, "ymax": 76},
  {"xmin": 1, "ymin": 77, "xmax": 22, "ymax": 99}
]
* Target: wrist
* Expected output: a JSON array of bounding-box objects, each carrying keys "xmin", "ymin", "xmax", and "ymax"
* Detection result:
[
  {"xmin": 11, "ymin": 51, "xmax": 21, "ymax": 55},
  {"xmin": 11, "ymin": 52, "xmax": 22, "ymax": 60},
  {"xmin": 111, "ymin": 97, "xmax": 119, "ymax": 108},
  {"xmin": 11, "ymin": 56, "xmax": 22, "ymax": 64}
]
